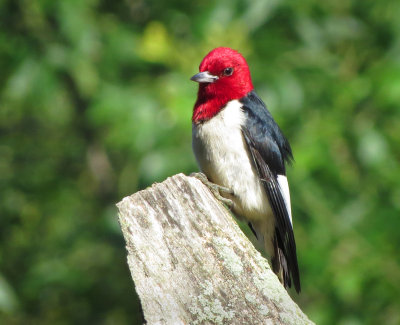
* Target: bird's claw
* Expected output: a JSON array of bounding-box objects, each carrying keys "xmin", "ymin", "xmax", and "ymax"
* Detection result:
[{"xmin": 190, "ymin": 172, "xmax": 234, "ymax": 209}]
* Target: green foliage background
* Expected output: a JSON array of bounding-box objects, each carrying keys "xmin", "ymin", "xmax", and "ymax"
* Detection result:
[{"xmin": 1, "ymin": 0, "xmax": 400, "ymax": 324}]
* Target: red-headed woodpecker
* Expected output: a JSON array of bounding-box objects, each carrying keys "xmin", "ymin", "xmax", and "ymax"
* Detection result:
[{"xmin": 191, "ymin": 47, "xmax": 301, "ymax": 293}]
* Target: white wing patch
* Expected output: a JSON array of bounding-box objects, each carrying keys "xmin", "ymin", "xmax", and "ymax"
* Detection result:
[{"xmin": 277, "ymin": 175, "xmax": 292, "ymax": 225}]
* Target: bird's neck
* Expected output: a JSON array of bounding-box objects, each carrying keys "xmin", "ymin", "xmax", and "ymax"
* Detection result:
[
  {"xmin": 192, "ymin": 96, "xmax": 228, "ymax": 123},
  {"xmin": 192, "ymin": 84, "xmax": 253, "ymax": 123}
]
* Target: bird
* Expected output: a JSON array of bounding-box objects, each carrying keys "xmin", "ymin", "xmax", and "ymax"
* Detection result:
[{"xmin": 190, "ymin": 47, "xmax": 301, "ymax": 293}]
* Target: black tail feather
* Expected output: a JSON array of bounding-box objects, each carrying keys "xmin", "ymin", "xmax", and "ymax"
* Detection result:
[{"xmin": 272, "ymin": 230, "xmax": 300, "ymax": 293}]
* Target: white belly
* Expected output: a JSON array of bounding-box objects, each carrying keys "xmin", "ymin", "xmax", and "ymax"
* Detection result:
[{"xmin": 192, "ymin": 100, "xmax": 274, "ymax": 232}]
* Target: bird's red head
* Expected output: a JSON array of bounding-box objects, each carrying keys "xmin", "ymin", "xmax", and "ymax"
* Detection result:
[{"xmin": 191, "ymin": 47, "xmax": 254, "ymax": 123}]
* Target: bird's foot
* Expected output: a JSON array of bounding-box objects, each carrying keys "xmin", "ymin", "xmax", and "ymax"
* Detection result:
[{"xmin": 190, "ymin": 172, "xmax": 234, "ymax": 208}]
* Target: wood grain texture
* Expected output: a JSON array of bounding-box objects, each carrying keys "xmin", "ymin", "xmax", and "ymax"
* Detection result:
[{"xmin": 117, "ymin": 173, "xmax": 313, "ymax": 325}]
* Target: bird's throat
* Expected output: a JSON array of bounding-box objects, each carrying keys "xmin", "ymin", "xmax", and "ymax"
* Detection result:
[
  {"xmin": 192, "ymin": 84, "xmax": 252, "ymax": 123},
  {"xmin": 192, "ymin": 97, "xmax": 227, "ymax": 123}
]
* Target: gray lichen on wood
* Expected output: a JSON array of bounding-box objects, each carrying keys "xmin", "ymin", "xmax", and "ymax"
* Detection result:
[{"xmin": 117, "ymin": 173, "xmax": 313, "ymax": 325}]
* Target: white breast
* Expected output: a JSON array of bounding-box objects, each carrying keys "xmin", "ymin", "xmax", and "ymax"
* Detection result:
[{"xmin": 192, "ymin": 100, "xmax": 273, "ymax": 224}]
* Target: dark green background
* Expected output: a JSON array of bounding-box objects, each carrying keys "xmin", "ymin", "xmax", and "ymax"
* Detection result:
[{"xmin": 1, "ymin": 0, "xmax": 400, "ymax": 324}]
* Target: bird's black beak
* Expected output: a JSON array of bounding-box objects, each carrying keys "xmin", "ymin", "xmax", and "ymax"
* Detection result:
[{"xmin": 190, "ymin": 71, "xmax": 219, "ymax": 83}]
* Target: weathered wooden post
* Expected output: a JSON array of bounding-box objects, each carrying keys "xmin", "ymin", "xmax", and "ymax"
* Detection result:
[{"xmin": 117, "ymin": 173, "xmax": 313, "ymax": 325}]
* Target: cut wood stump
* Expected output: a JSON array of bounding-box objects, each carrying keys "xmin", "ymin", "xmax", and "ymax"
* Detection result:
[{"xmin": 116, "ymin": 173, "xmax": 313, "ymax": 325}]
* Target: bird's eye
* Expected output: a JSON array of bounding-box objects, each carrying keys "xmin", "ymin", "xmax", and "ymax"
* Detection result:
[{"xmin": 223, "ymin": 67, "xmax": 234, "ymax": 76}]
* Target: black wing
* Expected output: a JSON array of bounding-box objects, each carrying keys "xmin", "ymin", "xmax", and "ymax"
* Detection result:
[{"xmin": 240, "ymin": 91, "xmax": 301, "ymax": 293}]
